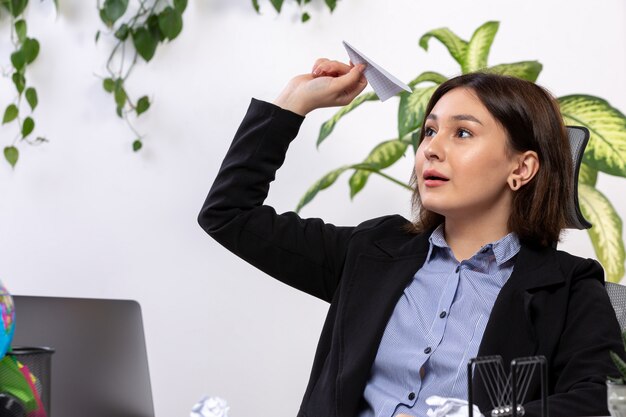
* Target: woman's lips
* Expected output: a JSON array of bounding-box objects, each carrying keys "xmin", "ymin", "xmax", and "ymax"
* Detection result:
[
  {"xmin": 423, "ymin": 169, "xmax": 449, "ymax": 187},
  {"xmin": 424, "ymin": 179, "xmax": 448, "ymax": 187}
]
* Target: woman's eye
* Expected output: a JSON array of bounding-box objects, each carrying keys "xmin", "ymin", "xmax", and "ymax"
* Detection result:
[
  {"xmin": 424, "ymin": 127, "xmax": 436, "ymax": 137},
  {"xmin": 457, "ymin": 129, "xmax": 472, "ymax": 138}
]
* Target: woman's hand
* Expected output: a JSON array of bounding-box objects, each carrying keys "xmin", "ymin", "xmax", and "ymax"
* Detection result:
[{"xmin": 273, "ymin": 58, "xmax": 367, "ymax": 116}]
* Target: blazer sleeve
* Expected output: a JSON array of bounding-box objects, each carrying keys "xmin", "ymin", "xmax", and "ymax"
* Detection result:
[
  {"xmin": 198, "ymin": 98, "xmax": 354, "ymax": 303},
  {"xmin": 524, "ymin": 258, "xmax": 623, "ymax": 417}
]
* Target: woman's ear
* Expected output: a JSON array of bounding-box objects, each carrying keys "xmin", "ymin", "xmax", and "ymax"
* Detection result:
[{"xmin": 507, "ymin": 151, "xmax": 539, "ymax": 191}]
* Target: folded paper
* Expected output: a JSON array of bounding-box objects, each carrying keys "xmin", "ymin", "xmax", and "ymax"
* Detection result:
[
  {"xmin": 342, "ymin": 40, "xmax": 412, "ymax": 101},
  {"xmin": 426, "ymin": 395, "xmax": 484, "ymax": 417}
]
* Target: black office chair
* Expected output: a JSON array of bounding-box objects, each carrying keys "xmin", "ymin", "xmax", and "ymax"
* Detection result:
[
  {"xmin": 564, "ymin": 125, "xmax": 592, "ymax": 230},
  {"xmin": 565, "ymin": 126, "xmax": 626, "ymax": 329}
]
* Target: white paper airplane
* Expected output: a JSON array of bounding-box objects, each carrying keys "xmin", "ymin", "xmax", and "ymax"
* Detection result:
[{"xmin": 342, "ymin": 40, "xmax": 412, "ymax": 102}]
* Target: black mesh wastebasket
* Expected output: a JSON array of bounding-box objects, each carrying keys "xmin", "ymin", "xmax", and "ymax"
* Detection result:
[{"xmin": 0, "ymin": 346, "xmax": 55, "ymax": 417}]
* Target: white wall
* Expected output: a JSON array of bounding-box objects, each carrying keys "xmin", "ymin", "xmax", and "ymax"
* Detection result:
[{"xmin": 1, "ymin": 0, "xmax": 624, "ymax": 416}]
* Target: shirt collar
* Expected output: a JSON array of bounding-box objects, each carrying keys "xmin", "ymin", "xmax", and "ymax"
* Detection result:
[{"xmin": 426, "ymin": 224, "xmax": 521, "ymax": 266}]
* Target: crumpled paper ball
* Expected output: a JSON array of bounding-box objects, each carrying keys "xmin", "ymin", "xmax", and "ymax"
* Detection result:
[
  {"xmin": 190, "ymin": 396, "xmax": 230, "ymax": 417},
  {"xmin": 426, "ymin": 395, "xmax": 484, "ymax": 417}
]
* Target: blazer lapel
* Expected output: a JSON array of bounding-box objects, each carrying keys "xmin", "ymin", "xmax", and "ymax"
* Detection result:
[
  {"xmin": 474, "ymin": 243, "xmax": 564, "ymax": 413},
  {"xmin": 337, "ymin": 233, "xmax": 430, "ymax": 417}
]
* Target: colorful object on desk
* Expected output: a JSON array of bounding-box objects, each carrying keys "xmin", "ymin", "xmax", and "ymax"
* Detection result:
[
  {"xmin": 0, "ymin": 281, "xmax": 47, "ymax": 417},
  {"xmin": 0, "ymin": 281, "xmax": 15, "ymax": 359}
]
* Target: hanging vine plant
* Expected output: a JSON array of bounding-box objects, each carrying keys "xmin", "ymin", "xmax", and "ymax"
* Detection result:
[
  {"xmin": 96, "ymin": 0, "xmax": 187, "ymax": 151},
  {"xmin": 0, "ymin": 0, "xmax": 53, "ymax": 168},
  {"xmin": 252, "ymin": 0, "xmax": 339, "ymax": 23}
]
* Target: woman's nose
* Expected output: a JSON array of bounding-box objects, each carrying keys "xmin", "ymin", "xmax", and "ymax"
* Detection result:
[{"xmin": 423, "ymin": 137, "xmax": 443, "ymax": 161}]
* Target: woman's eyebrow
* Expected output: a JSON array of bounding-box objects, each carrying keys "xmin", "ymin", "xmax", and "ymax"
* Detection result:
[
  {"xmin": 452, "ymin": 114, "xmax": 483, "ymax": 125},
  {"xmin": 425, "ymin": 113, "xmax": 483, "ymax": 125}
]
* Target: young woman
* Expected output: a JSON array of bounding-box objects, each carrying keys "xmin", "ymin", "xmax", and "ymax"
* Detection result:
[{"xmin": 199, "ymin": 59, "xmax": 622, "ymax": 417}]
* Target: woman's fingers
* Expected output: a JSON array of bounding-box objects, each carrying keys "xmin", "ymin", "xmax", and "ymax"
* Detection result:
[
  {"xmin": 312, "ymin": 59, "xmax": 353, "ymax": 77},
  {"xmin": 311, "ymin": 58, "xmax": 329, "ymax": 73},
  {"xmin": 331, "ymin": 64, "xmax": 367, "ymax": 104}
]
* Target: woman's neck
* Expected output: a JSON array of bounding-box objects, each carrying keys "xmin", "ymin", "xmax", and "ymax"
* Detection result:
[{"xmin": 443, "ymin": 216, "xmax": 511, "ymax": 262}]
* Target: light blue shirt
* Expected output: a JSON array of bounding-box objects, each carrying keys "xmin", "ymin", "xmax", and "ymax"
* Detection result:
[{"xmin": 359, "ymin": 225, "xmax": 521, "ymax": 417}]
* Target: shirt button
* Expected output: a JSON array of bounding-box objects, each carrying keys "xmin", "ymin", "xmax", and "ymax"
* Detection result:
[
  {"xmin": 424, "ymin": 347, "xmax": 432, "ymax": 354},
  {"xmin": 439, "ymin": 311, "xmax": 447, "ymax": 318},
  {"xmin": 408, "ymin": 392, "xmax": 416, "ymax": 401}
]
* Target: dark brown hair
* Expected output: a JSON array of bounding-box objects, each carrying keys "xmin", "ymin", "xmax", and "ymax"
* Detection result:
[{"xmin": 408, "ymin": 72, "xmax": 572, "ymax": 247}]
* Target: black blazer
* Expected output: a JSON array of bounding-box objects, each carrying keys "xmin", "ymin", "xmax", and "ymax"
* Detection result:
[{"xmin": 199, "ymin": 99, "xmax": 623, "ymax": 417}]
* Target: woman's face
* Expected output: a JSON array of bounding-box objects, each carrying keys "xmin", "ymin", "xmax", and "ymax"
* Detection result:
[{"xmin": 414, "ymin": 87, "xmax": 519, "ymax": 222}]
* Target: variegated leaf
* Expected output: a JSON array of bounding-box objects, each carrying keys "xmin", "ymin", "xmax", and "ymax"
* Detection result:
[
  {"xmin": 296, "ymin": 166, "xmax": 350, "ymax": 213},
  {"xmin": 317, "ymin": 91, "xmax": 378, "ymax": 147},
  {"xmin": 560, "ymin": 95, "xmax": 626, "ymax": 177},
  {"xmin": 579, "ymin": 184, "xmax": 625, "ymax": 282},
  {"xmin": 484, "ymin": 61, "xmax": 543, "ymax": 82},
  {"xmin": 463, "ymin": 21, "xmax": 499, "ymax": 73},
  {"xmin": 578, "ymin": 162, "xmax": 598, "ymax": 186},
  {"xmin": 408, "ymin": 71, "xmax": 448, "ymax": 88},
  {"xmin": 349, "ymin": 140, "xmax": 408, "ymax": 198},
  {"xmin": 398, "ymin": 86, "xmax": 438, "ymax": 139},
  {"xmin": 418, "ymin": 27, "xmax": 468, "ymax": 68}
]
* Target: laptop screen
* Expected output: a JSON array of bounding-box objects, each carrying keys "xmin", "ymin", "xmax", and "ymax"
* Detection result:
[{"xmin": 11, "ymin": 295, "xmax": 154, "ymax": 417}]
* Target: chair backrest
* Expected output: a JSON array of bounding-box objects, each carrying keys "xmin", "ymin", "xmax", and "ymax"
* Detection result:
[
  {"xmin": 606, "ymin": 282, "xmax": 626, "ymax": 331},
  {"xmin": 565, "ymin": 126, "xmax": 592, "ymax": 230}
]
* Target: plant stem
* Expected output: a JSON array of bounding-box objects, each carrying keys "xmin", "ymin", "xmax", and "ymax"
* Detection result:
[{"xmin": 353, "ymin": 165, "xmax": 412, "ymax": 191}]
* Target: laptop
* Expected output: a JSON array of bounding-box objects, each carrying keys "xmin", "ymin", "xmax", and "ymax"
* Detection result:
[{"xmin": 11, "ymin": 296, "xmax": 155, "ymax": 417}]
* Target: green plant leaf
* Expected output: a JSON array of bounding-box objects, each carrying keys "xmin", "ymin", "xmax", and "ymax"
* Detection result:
[
  {"xmin": 147, "ymin": 14, "xmax": 165, "ymax": 42},
  {"xmin": 21, "ymin": 116, "xmax": 34, "ymax": 137},
  {"xmin": 10, "ymin": 50, "xmax": 25, "ymax": 71},
  {"xmin": 3, "ymin": 146, "xmax": 18, "ymax": 168},
  {"xmin": 133, "ymin": 139, "xmax": 142, "ymax": 152},
  {"xmin": 95, "ymin": 30, "xmax": 101, "ymax": 43},
  {"xmin": 397, "ymin": 86, "xmax": 437, "ymax": 139},
  {"xmin": 301, "ymin": 12, "xmax": 310, "ymax": 22},
  {"xmin": 99, "ymin": 9, "xmax": 112, "ymax": 27},
  {"xmin": 269, "ymin": 0, "xmax": 283, "ymax": 12},
  {"xmin": 560, "ymin": 95, "xmax": 626, "ymax": 177},
  {"xmin": 103, "ymin": 78, "xmax": 115, "ymax": 93},
  {"xmin": 349, "ymin": 140, "xmax": 408, "ymax": 198},
  {"xmin": 25, "ymin": 87, "xmax": 37, "ymax": 110},
  {"xmin": 578, "ymin": 162, "xmax": 598, "ymax": 186},
  {"xmin": 136, "ymin": 96, "xmax": 150, "ymax": 115},
  {"xmin": 14, "ymin": 19, "xmax": 26, "ymax": 43},
  {"xmin": 484, "ymin": 61, "xmax": 543, "ymax": 82},
  {"xmin": 158, "ymin": 7, "xmax": 183, "ymax": 41},
  {"xmin": 251, "ymin": 0, "xmax": 260, "ymax": 13},
  {"xmin": 174, "ymin": 0, "xmax": 187, "ymax": 13},
  {"xmin": 102, "ymin": 0, "xmax": 128, "ymax": 25},
  {"xmin": 325, "ymin": 0, "xmax": 336, "ymax": 11},
  {"xmin": 463, "ymin": 21, "xmax": 499, "ymax": 73},
  {"xmin": 114, "ymin": 23, "xmax": 129, "ymax": 41},
  {"xmin": 418, "ymin": 27, "xmax": 468, "ymax": 68},
  {"xmin": 408, "ymin": 71, "xmax": 447, "ymax": 88},
  {"xmin": 21, "ymin": 38, "xmax": 39, "ymax": 64},
  {"xmin": 132, "ymin": 27, "xmax": 159, "ymax": 62},
  {"xmin": 114, "ymin": 84, "xmax": 127, "ymax": 110},
  {"xmin": 611, "ymin": 351, "xmax": 626, "ymax": 380},
  {"xmin": 5, "ymin": 0, "xmax": 27, "ymax": 17},
  {"xmin": 579, "ymin": 184, "xmax": 625, "ymax": 282},
  {"xmin": 11, "ymin": 72, "xmax": 25, "ymax": 94},
  {"xmin": 296, "ymin": 166, "xmax": 350, "ymax": 212},
  {"xmin": 2, "ymin": 104, "xmax": 18, "ymax": 124},
  {"xmin": 317, "ymin": 91, "xmax": 378, "ymax": 147}
]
